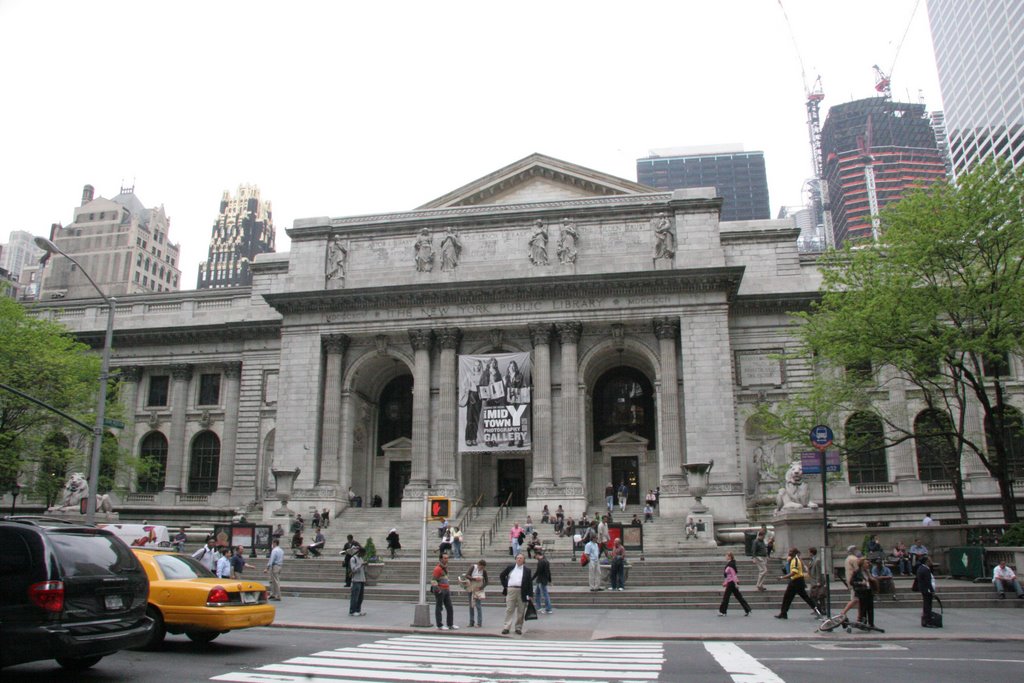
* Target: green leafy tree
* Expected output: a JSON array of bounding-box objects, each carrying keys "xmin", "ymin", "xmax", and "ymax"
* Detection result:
[
  {"xmin": 0, "ymin": 296, "xmax": 103, "ymax": 493},
  {"xmin": 758, "ymin": 161, "xmax": 1024, "ymax": 523}
]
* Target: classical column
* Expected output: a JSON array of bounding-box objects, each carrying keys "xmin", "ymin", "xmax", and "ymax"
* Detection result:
[
  {"xmin": 529, "ymin": 323, "xmax": 554, "ymax": 490},
  {"xmin": 886, "ymin": 386, "xmax": 918, "ymax": 481},
  {"xmin": 164, "ymin": 363, "xmax": 192, "ymax": 493},
  {"xmin": 116, "ymin": 366, "xmax": 143, "ymax": 490},
  {"xmin": 435, "ymin": 328, "xmax": 461, "ymax": 496},
  {"xmin": 962, "ymin": 397, "xmax": 989, "ymax": 478},
  {"xmin": 653, "ymin": 317, "xmax": 684, "ymax": 487},
  {"xmin": 318, "ymin": 334, "xmax": 350, "ymax": 485},
  {"xmin": 408, "ymin": 329, "xmax": 434, "ymax": 488},
  {"xmin": 338, "ymin": 389, "xmax": 355, "ymax": 495},
  {"xmin": 556, "ymin": 321, "xmax": 583, "ymax": 492},
  {"xmin": 215, "ymin": 362, "xmax": 242, "ymax": 494}
]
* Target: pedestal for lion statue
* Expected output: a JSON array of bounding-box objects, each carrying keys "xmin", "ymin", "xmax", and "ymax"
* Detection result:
[
  {"xmin": 770, "ymin": 461, "xmax": 822, "ymax": 554},
  {"xmin": 45, "ymin": 472, "xmax": 119, "ymax": 521}
]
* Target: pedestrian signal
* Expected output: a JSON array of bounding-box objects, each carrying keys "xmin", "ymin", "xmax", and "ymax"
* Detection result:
[{"xmin": 429, "ymin": 497, "xmax": 450, "ymax": 520}]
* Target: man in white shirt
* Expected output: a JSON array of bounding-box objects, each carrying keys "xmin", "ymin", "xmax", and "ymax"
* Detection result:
[
  {"xmin": 192, "ymin": 538, "xmax": 217, "ymax": 571},
  {"xmin": 922, "ymin": 513, "xmax": 934, "ymax": 526},
  {"xmin": 264, "ymin": 539, "xmax": 284, "ymax": 600},
  {"xmin": 993, "ymin": 561, "xmax": 1024, "ymax": 598},
  {"xmin": 215, "ymin": 547, "xmax": 232, "ymax": 578},
  {"xmin": 584, "ymin": 537, "xmax": 602, "ymax": 591},
  {"xmin": 499, "ymin": 553, "xmax": 533, "ymax": 635}
]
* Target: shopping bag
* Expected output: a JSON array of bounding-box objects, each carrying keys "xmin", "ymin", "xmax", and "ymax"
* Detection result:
[{"xmin": 524, "ymin": 600, "xmax": 538, "ymax": 621}]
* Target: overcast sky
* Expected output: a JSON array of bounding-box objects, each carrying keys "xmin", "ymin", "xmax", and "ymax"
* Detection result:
[{"xmin": 0, "ymin": 0, "xmax": 941, "ymax": 290}]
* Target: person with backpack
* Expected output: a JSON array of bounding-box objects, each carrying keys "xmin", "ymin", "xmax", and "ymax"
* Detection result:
[
  {"xmin": 775, "ymin": 547, "xmax": 822, "ymax": 619},
  {"xmin": 192, "ymin": 537, "xmax": 217, "ymax": 571}
]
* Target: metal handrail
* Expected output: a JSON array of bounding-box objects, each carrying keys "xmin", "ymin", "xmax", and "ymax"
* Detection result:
[{"xmin": 479, "ymin": 491, "xmax": 515, "ymax": 555}]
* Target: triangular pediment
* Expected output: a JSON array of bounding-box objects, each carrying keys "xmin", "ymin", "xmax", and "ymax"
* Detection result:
[
  {"xmin": 418, "ymin": 153, "xmax": 656, "ymax": 209},
  {"xmin": 381, "ymin": 437, "xmax": 412, "ymax": 452},
  {"xmin": 599, "ymin": 431, "xmax": 650, "ymax": 448}
]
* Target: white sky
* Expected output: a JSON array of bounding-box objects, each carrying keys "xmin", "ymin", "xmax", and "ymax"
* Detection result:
[{"xmin": 0, "ymin": 0, "xmax": 941, "ymax": 290}]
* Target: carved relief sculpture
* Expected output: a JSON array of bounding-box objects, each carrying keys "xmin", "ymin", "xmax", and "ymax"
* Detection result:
[
  {"xmin": 652, "ymin": 212, "xmax": 676, "ymax": 260},
  {"xmin": 439, "ymin": 227, "xmax": 462, "ymax": 271},
  {"xmin": 326, "ymin": 236, "xmax": 348, "ymax": 284},
  {"xmin": 528, "ymin": 219, "xmax": 549, "ymax": 266},
  {"xmin": 414, "ymin": 228, "xmax": 434, "ymax": 272},
  {"xmin": 557, "ymin": 217, "xmax": 579, "ymax": 264}
]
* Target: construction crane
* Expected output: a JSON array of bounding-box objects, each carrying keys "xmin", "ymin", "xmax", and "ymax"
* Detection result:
[{"xmin": 873, "ymin": 64, "xmax": 892, "ymax": 99}]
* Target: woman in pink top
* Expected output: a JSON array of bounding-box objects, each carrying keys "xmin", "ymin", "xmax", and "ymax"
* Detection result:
[
  {"xmin": 719, "ymin": 551, "xmax": 752, "ymax": 616},
  {"xmin": 510, "ymin": 522, "xmax": 524, "ymax": 557}
]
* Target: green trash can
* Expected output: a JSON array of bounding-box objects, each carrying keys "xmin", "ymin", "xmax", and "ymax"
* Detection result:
[{"xmin": 948, "ymin": 546, "xmax": 985, "ymax": 579}]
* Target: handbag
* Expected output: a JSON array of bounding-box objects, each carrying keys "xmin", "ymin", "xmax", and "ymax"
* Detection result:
[
  {"xmin": 524, "ymin": 600, "xmax": 538, "ymax": 621},
  {"xmin": 580, "ymin": 553, "xmax": 589, "ymax": 567}
]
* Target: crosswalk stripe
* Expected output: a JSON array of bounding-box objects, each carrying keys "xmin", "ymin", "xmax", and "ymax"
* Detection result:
[
  {"xmin": 213, "ymin": 635, "xmax": 666, "ymax": 683},
  {"xmin": 704, "ymin": 642, "xmax": 786, "ymax": 683}
]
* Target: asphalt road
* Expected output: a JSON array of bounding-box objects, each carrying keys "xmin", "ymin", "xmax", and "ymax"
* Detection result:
[{"xmin": 4, "ymin": 627, "xmax": 1023, "ymax": 682}]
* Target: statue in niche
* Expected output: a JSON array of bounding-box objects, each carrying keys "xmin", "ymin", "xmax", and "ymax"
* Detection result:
[
  {"xmin": 528, "ymin": 219, "xmax": 549, "ymax": 266},
  {"xmin": 557, "ymin": 217, "xmax": 579, "ymax": 265},
  {"xmin": 414, "ymin": 228, "xmax": 434, "ymax": 272},
  {"xmin": 652, "ymin": 212, "xmax": 676, "ymax": 260},
  {"xmin": 439, "ymin": 227, "xmax": 462, "ymax": 271},
  {"xmin": 326, "ymin": 236, "xmax": 347, "ymax": 284}
]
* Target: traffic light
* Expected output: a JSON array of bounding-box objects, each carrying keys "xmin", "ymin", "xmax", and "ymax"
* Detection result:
[{"xmin": 429, "ymin": 497, "xmax": 450, "ymax": 520}]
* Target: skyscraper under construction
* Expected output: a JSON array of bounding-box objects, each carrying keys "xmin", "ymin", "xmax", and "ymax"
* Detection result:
[{"xmin": 820, "ymin": 98, "xmax": 947, "ymax": 246}]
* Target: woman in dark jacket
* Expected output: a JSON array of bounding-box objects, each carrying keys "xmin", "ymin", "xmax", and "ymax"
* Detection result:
[
  {"xmin": 719, "ymin": 551, "xmax": 752, "ymax": 616},
  {"xmin": 386, "ymin": 528, "xmax": 401, "ymax": 559}
]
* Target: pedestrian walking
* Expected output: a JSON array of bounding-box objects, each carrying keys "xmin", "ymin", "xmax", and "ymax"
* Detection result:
[
  {"xmin": 774, "ymin": 547, "xmax": 820, "ymax": 619},
  {"xmin": 386, "ymin": 527, "xmax": 401, "ymax": 559},
  {"xmin": 264, "ymin": 539, "xmax": 284, "ymax": 600},
  {"xmin": 752, "ymin": 530, "xmax": 769, "ymax": 591},
  {"xmin": 533, "ymin": 550, "xmax": 553, "ymax": 613},
  {"xmin": 719, "ymin": 551, "xmax": 752, "ymax": 616},
  {"xmin": 348, "ymin": 547, "xmax": 367, "ymax": 616},
  {"xmin": 499, "ymin": 553, "xmax": 534, "ymax": 635},
  {"xmin": 431, "ymin": 554, "xmax": 457, "ymax": 630},
  {"xmin": 452, "ymin": 526, "xmax": 464, "ymax": 559},
  {"xmin": 617, "ymin": 481, "xmax": 628, "ymax": 511},
  {"xmin": 192, "ymin": 537, "xmax": 218, "ymax": 572},
  {"xmin": 917, "ymin": 555, "xmax": 939, "ymax": 627},
  {"xmin": 215, "ymin": 547, "xmax": 233, "ymax": 578},
  {"xmin": 230, "ymin": 545, "xmax": 253, "ymax": 578}
]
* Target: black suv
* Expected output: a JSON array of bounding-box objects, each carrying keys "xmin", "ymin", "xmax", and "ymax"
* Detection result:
[{"xmin": 0, "ymin": 519, "xmax": 153, "ymax": 670}]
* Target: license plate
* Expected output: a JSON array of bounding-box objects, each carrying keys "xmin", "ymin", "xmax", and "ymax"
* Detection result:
[
  {"xmin": 105, "ymin": 595, "xmax": 124, "ymax": 610},
  {"xmin": 241, "ymin": 591, "xmax": 257, "ymax": 604}
]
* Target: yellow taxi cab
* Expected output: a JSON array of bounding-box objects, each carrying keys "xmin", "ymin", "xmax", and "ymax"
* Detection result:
[{"xmin": 132, "ymin": 547, "xmax": 275, "ymax": 647}]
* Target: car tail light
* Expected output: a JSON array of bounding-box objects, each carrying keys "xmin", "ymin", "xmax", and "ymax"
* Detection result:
[
  {"xmin": 207, "ymin": 586, "xmax": 230, "ymax": 604},
  {"xmin": 260, "ymin": 590, "xmax": 269, "ymax": 602},
  {"xmin": 29, "ymin": 581, "xmax": 65, "ymax": 612}
]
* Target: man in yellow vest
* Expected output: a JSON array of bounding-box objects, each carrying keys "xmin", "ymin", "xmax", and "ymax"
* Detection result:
[{"xmin": 775, "ymin": 547, "xmax": 823, "ymax": 619}]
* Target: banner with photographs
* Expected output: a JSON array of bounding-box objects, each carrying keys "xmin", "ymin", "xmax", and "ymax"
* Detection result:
[{"xmin": 458, "ymin": 351, "xmax": 532, "ymax": 453}]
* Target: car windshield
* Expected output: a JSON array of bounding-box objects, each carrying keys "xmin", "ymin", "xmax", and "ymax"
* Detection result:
[
  {"xmin": 155, "ymin": 553, "xmax": 216, "ymax": 579},
  {"xmin": 50, "ymin": 531, "xmax": 139, "ymax": 577}
]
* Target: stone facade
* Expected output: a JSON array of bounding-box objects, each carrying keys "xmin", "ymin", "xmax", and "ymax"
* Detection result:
[{"xmin": 29, "ymin": 153, "xmax": 1019, "ymax": 526}]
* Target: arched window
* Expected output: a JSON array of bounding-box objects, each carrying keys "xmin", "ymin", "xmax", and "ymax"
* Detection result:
[
  {"xmin": 188, "ymin": 431, "xmax": 220, "ymax": 493},
  {"xmin": 377, "ymin": 375, "xmax": 413, "ymax": 455},
  {"xmin": 138, "ymin": 432, "xmax": 168, "ymax": 493},
  {"xmin": 845, "ymin": 412, "xmax": 888, "ymax": 484},
  {"xmin": 914, "ymin": 410, "xmax": 955, "ymax": 482},
  {"xmin": 985, "ymin": 405, "xmax": 1024, "ymax": 479},
  {"xmin": 592, "ymin": 367, "xmax": 655, "ymax": 450}
]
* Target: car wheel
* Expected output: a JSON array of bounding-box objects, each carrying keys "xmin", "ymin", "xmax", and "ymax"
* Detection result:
[
  {"xmin": 139, "ymin": 606, "xmax": 166, "ymax": 650},
  {"xmin": 56, "ymin": 655, "xmax": 103, "ymax": 670},
  {"xmin": 185, "ymin": 631, "xmax": 220, "ymax": 644}
]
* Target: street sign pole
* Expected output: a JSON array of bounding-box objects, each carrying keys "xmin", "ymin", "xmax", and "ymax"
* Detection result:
[
  {"xmin": 411, "ymin": 489, "xmax": 432, "ymax": 627},
  {"xmin": 810, "ymin": 425, "xmax": 834, "ymax": 618}
]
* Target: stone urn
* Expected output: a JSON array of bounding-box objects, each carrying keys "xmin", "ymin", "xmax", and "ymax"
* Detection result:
[
  {"xmin": 683, "ymin": 460, "xmax": 714, "ymax": 513},
  {"xmin": 271, "ymin": 467, "xmax": 301, "ymax": 517}
]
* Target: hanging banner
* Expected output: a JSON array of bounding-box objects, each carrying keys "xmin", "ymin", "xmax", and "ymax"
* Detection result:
[{"xmin": 458, "ymin": 351, "xmax": 532, "ymax": 453}]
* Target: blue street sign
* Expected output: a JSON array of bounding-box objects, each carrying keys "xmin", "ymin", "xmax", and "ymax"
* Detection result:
[
  {"xmin": 810, "ymin": 425, "xmax": 834, "ymax": 448},
  {"xmin": 801, "ymin": 450, "xmax": 841, "ymax": 474}
]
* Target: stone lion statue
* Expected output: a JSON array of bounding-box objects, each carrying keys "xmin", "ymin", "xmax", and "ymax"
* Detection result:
[
  {"xmin": 60, "ymin": 472, "xmax": 89, "ymax": 509},
  {"xmin": 50, "ymin": 472, "xmax": 113, "ymax": 513},
  {"xmin": 775, "ymin": 461, "xmax": 819, "ymax": 511}
]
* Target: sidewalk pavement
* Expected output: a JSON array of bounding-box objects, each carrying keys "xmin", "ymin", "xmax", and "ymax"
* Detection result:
[{"xmin": 270, "ymin": 594, "xmax": 1024, "ymax": 641}]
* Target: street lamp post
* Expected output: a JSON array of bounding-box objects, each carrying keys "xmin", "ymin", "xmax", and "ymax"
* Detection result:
[
  {"xmin": 35, "ymin": 236, "xmax": 115, "ymax": 525},
  {"xmin": 9, "ymin": 482, "xmax": 21, "ymax": 516}
]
